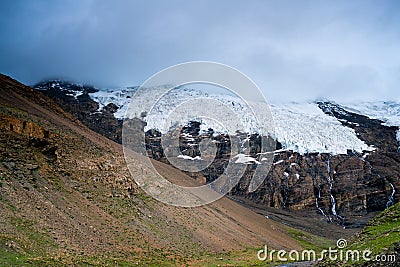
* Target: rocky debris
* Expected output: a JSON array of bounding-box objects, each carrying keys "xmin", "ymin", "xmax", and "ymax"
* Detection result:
[
  {"xmin": 239, "ymin": 151, "xmax": 399, "ymax": 225},
  {"xmin": 5, "ymin": 240, "xmax": 22, "ymax": 252},
  {"xmin": 25, "ymin": 164, "xmax": 38, "ymax": 170}
]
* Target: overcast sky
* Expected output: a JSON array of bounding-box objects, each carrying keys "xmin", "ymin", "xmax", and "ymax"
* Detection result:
[{"xmin": 1, "ymin": 0, "xmax": 399, "ymax": 102}]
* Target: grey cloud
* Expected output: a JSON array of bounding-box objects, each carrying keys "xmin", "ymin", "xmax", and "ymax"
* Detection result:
[{"xmin": 0, "ymin": 0, "xmax": 399, "ymax": 102}]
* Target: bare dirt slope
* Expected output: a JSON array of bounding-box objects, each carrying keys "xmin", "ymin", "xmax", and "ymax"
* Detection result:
[{"xmin": 0, "ymin": 74, "xmax": 303, "ymax": 265}]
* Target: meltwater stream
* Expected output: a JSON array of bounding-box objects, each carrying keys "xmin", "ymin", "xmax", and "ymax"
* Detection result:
[
  {"xmin": 386, "ymin": 183, "xmax": 396, "ymax": 208},
  {"xmin": 327, "ymin": 157, "xmax": 344, "ymax": 222}
]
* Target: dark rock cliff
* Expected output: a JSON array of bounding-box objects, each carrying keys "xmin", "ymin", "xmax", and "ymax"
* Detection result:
[{"xmin": 33, "ymin": 80, "xmax": 122, "ymax": 143}]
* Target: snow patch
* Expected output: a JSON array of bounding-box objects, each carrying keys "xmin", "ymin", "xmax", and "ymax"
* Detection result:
[
  {"xmin": 232, "ymin": 154, "xmax": 260, "ymax": 164},
  {"xmin": 177, "ymin": 155, "xmax": 202, "ymax": 161},
  {"xmin": 274, "ymin": 160, "xmax": 284, "ymax": 165}
]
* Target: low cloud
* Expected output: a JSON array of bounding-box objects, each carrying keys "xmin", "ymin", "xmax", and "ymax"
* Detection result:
[{"xmin": 0, "ymin": 0, "xmax": 399, "ymax": 102}]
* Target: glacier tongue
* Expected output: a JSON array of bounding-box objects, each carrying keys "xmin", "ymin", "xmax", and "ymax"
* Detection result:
[
  {"xmin": 89, "ymin": 86, "xmax": 374, "ymax": 155},
  {"xmin": 271, "ymin": 103, "xmax": 372, "ymax": 154}
]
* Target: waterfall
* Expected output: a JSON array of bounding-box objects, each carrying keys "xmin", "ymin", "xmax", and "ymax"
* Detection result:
[
  {"xmin": 386, "ymin": 183, "xmax": 396, "ymax": 208},
  {"xmin": 330, "ymin": 195, "xmax": 338, "ymax": 217},
  {"xmin": 327, "ymin": 157, "xmax": 334, "ymax": 213},
  {"xmin": 315, "ymin": 188, "xmax": 328, "ymax": 219},
  {"xmin": 327, "ymin": 156, "xmax": 344, "ymax": 221}
]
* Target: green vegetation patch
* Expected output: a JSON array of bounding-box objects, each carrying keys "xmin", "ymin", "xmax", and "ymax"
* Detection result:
[
  {"xmin": 286, "ymin": 227, "xmax": 335, "ymax": 251},
  {"xmin": 347, "ymin": 203, "xmax": 400, "ymax": 255}
]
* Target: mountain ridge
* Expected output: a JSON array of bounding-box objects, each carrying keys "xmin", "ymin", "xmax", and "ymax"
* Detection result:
[
  {"xmin": 32, "ymin": 78, "xmax": 399, "ymax": 231},
  {"xmin": 32, "ymin": 79, "xmax": 400, "ymax": 155},
  {"xmin": 1, "ymin": 74, "xmax": 306, "ymax": 266}
]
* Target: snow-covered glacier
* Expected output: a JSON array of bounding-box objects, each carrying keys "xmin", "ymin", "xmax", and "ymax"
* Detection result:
[
  {"xmin": 89, "ymin": 86, "xmax": 379, "ymax": 155},
  {"xmin": 271, "ymin": 102, "xmax": 372, "ymax": 154}
]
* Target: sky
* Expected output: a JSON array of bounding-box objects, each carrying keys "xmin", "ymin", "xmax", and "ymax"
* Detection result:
[{"xmin": 0, "ymin": 0, "xmax": 399, "ymax": 103}]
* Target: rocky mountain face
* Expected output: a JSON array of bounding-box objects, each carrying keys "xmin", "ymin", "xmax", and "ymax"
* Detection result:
[
  {"xmin": 33, "ymin": 80, "xmax": 400, "ymax": 229},
  {"xmin": 142, "ymin": 120, "xmax": 399, "ymax": 228},
  {"xmin": 2, "ymin": 74, "xmax": 305, "ymax": 265},
  {"xmin": 34, "ymin": 80, "xmax": 122, "ymax": 143}
]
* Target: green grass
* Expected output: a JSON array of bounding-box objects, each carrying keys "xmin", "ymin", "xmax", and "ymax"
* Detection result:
[
  {"xmin": 0, "ymin": 250, "xmax": 35, "ymax": 267},
  {"xmin": 320, "ymin": 203, "xmax": 400, "ymax": 266},
  {"xmin": 192, "ymin": 247, "xmax": 299, "ymax": 267},
  {"xmin": 0, "ymin": 219, "xmax": 54, "ymax": 266},
  {"xmin": 10, "ymin": 217, "xmax": 57, "ymax": 255},
  {"xmin": 0, "ymin": 229, "xmax": 296, "ymax": 266},
  {"xmin": 286, "ymin": 227, "xmax": 335, "ymax": 251},
  {"xmin": 0, "ymin": 218, "xmax": 316, "ymax": 267},
  {"xmin": 344, "ymin": 203, "xmax": 400, "ymax": 265},
  {"xmin": 0, "ymin": 246, "xmax": 190, "ymax": 266}
]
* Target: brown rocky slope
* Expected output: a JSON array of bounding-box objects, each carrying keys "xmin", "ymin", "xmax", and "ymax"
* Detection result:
[{"xmin": 0, "ymin": 74, "xmax": 309, "ymax": 266}]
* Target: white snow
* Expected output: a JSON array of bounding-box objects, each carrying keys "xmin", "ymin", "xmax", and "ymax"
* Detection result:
[
  {"xmin": 37, "ymin": 81, "xmax": 86, "ymax": 99},
  {"xmin": 177, "ymin": 155, "xmax": 202, "ymax": 161},
  {"xmin": 89, "ymin": 87, "xmax": 137, "ymax": 116},
  {"xmin": 123, "ymin": 86, "xmax": 268, "ymax": 135},
  {"xmin": 86, "ymin": 86, "xmax": 388, "ymax": 155},
  {"xmin": 65, "ymin": 91, "xmax": 83, "ymax": 98},
  {"xmin": 232, "ymin": 154, "xmax": 260, "ymax": 164},
  {"xmin": 271, "ymin": 102, "xmax": 373, "ymax": 154}
]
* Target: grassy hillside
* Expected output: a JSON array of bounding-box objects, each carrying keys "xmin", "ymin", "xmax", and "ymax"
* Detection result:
[
  {"xmin": 319, "ymin": 203, "xmax": 399, "ymax": 267},
  {"xmin": 347, "ymin": 202, "xmax": 399, "ymax": 266}
]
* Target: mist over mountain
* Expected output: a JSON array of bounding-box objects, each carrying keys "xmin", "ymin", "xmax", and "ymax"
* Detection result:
[{"xmin": 1, "ymin": 1, "xmax": 400, "ymax": 103}]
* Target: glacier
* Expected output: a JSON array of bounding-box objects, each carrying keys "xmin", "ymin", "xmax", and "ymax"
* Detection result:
[{"xmin": 88, "ymin": 86, "xmax": 379, "ymax": 155}]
